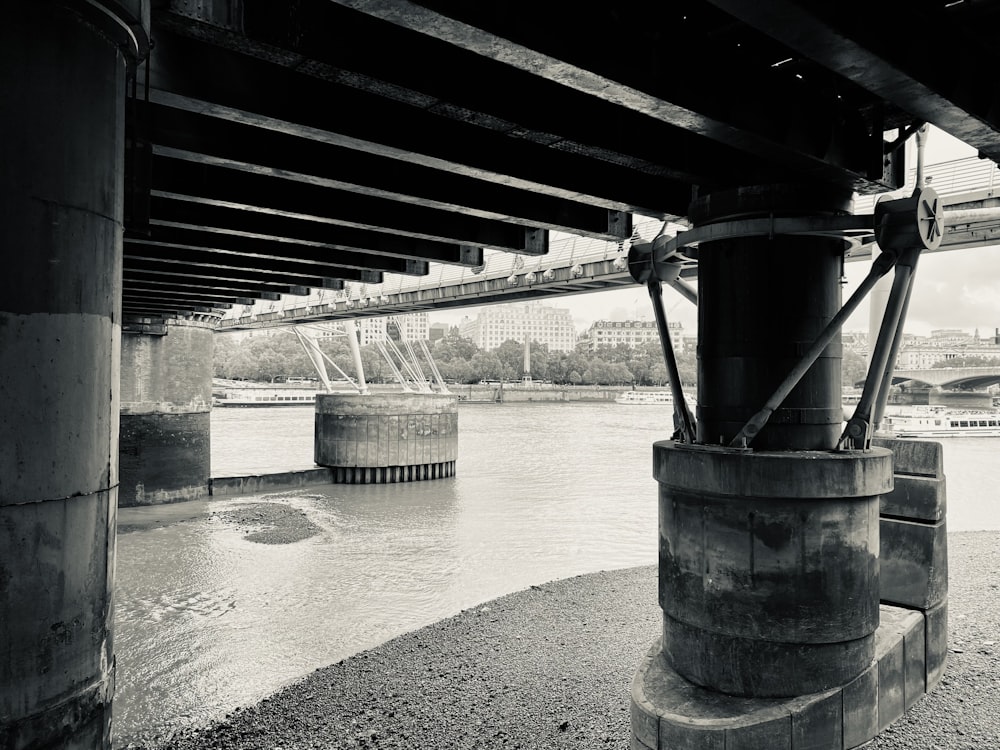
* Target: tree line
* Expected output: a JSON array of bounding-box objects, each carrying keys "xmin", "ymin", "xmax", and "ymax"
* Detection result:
[{"xmin": 216, "ymin": 328, "xmax": 878, "ymax": 389}]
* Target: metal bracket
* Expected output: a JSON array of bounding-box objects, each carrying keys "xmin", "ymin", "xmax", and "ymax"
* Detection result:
[{"xmin": 718, "ymin": 188, "xmax": 942, "ymax": 450}]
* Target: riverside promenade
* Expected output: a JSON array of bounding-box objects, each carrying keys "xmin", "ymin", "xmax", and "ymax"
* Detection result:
[{"xmin": 120, "ymin": 498, "xmax": 998, "ymax": 749}]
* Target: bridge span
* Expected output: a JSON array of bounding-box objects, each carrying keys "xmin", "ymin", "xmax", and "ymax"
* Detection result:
[
  {"xmin": 892, "ymin": 365, "xmax": 1000, "ymax": 390},
  {"xmin": 217, "ymin": 155, "xmax": 1000, "ymax": 331}
]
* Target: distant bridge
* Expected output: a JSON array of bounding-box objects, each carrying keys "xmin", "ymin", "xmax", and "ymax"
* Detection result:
[
  {"xmin": 891, "ymin": 366, "xmax": 1000, "ymax": 390},
  {"xmin": 217, "ymin": 156, "xmax": 1000, "ymax": 332}
]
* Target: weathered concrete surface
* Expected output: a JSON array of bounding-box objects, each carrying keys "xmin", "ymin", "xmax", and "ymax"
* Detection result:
[
  {"xmin": 0, "ymin": 3, "xmax": 144, "ymax": 747},
  {"xmin": 210, "ymin": 468, "xmax": 334, "ymax": 496},
  {"xmin": 654, "ymin": 442, "xmax": 891, "ymax": 698},
  {"xmin": 120, "ymin": 320, "xmax": 215, "ymax": 505},
  {"xmin": 873, "ymin": 438, "xmax": 949, "ymax": 688},
  {"xmin": 315, "ymin": 393, "xmax": 458, "ymax": 482},
  {"xmin": 633, "ymin": 605, "xmax": 925, "ymax": 750}
]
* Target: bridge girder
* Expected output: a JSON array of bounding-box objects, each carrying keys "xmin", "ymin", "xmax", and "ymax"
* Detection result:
[{"xmin": 120, "ymin": 0, "xmax": 1000, "ymax": 319}]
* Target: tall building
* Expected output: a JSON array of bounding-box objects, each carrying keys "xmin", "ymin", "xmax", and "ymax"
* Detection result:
[
  {"xmin": 457, "ymin": 302, "xmax": 577, "ymax": 352},
  {"xmin": 581, "ymin": 319, "xmax": 684, "ymax": 352}
]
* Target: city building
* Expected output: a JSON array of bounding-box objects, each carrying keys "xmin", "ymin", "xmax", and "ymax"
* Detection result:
[
  {"xmin": 314, "ymin": 313, "xmax": 430, "ymax": 345},
  {"xmin": 893, "ymin": 327, "xmax": 1000, "ymax": 368},
  {"xmin": 581, "ymin": 319, "xmax": 685, "ymax": 352},
  {"xmin": 457, "ymin": 302, "xmax": 577, "ymax": 352},
  {"xmin": 357, "ymin": 313, "xmax": 429, "ymax": 345}
]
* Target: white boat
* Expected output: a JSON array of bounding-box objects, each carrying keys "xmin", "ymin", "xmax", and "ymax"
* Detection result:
[
  {"xmin": 615, "ymin": 390, "xmax": 695, "ymax": 406},
  {"xmin": 213, "ymin": 387, "xmax": 319, "ymax": 407},
  {"xmin": 878, "ymin": 406, "xmax": 1000, "ymax": 438}
]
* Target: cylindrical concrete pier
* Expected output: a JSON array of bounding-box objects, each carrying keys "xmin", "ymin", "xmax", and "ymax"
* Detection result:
[
  {"xmin": 695, "ymin": 184, "xmax": 848, "ymax": 451},
  {"xmin": 119, "ymin": 318, "xmax": 216, "ymax": 506},
  {"xmin": 0, "ymin": 3, "xmax": 146, "ymax": 747},
  {"xmin": 655, "ymin": 442, "xmax": 891, "ymax": 697},
  {"xmin": 315, "ymin": 393, "xmax": 458, "ymax": 483},
  {"xmin": 633, "ymin": 183, "xmax": 899, "ymax": 748}
]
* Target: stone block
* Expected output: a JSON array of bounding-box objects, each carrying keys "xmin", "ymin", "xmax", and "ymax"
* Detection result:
[
  {"xmin": 629, "ymin": 664, "xmax": 659, "ymax": 750},
  {"xmin": 791, "ymin": 688, "xmax": 841, "ymax": 750},
  {"xmin": 925, "ymin": 599, "xmax": 949, "ymax": 691},
  {"xmin": 872, "ymin": 438, "xmax": 943, "ymax": 477},
  {"xmin": 904, "ymin": 617, "xmax": 927, "ymax": 710},
  {"xmin": 879, "ymin": 517, "xmax": 948, "ymax": 609},
  {"xmin": 726, "ymin": 715, "xmax": 791, "ymax": 749},
  {"xmin": 880, "ymin": 474, "xmax": 946, "ymax": 522},
  {"xmin": 877, "ymin": 634, "xmax": 905, "ymax": 732},
  {"xmin": 842, "ymin": 661, "xmax": 878, "ymax": 749},
  {"xmin": 660, "ymin": 719, "xmax": 726, "ymax": 750}
]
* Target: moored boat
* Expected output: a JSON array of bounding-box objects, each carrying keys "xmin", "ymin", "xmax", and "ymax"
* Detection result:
[
  {"xmin": 213, "ymin": 387, "xmax": 319, "ymax": 407},
  {"xmin": 615, "ymin": 390, "xmax": 695, "ymax": 406},
  {"xmin": 878, "ymin": 405, "xmax": 1000, "ymax": 438}
]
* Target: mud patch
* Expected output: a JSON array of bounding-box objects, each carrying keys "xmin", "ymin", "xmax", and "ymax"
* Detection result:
[{"xmin": 214, "ymin": 501, "xmax": 321, "ymax": 544}]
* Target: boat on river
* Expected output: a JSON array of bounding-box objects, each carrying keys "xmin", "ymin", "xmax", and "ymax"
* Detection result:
[
  {"xmin": 213, "ymin": 387, "xmax": 319, "ymax": 407},
  {"xmin": 879, "ymin": 406, "xmax": 1000, "ymax": 438},
  {"xmin": 615, "ymin": 390, "xmax": 695, "ymax": 406}
]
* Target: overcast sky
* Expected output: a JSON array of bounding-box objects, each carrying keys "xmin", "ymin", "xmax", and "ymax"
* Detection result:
[{"xmin": 430, "ymin": 127, "xmax": 1000, "ymax": 339}]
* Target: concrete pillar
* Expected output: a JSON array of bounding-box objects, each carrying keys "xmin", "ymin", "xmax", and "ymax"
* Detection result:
[
  {"xmin": 315, "ymin": 393, "xmax": 458, "ymax": 483},
  {"xmin": 119, "ymin": 318, "xmax": 215, "ymax": 505},
  {"xmin": 696, "ymin": 184, "xmax": 848, "ymax": 450},
  {"xmin": 0, "ymin": 3, "xmax": 146, "ymax": 747},
  {"xmin": 632, "ymin": 185, "xmax": 901, "ymax": 749}
]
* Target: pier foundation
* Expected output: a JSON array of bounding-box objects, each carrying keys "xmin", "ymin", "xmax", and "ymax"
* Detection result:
[
  {"xmin": 630, "ymin": 184, "xmax": 946, "ymax": 748},
  {"xmin": 119, "ymin": 318, "xmax": 216, "ymax": 506},
  {"xmin": 0, "ymin": 3, "xmax": 147, "ymax": 748},
  {"xmin": 315, "ymin": 393, "xmax": 458, "ymax": 482}
]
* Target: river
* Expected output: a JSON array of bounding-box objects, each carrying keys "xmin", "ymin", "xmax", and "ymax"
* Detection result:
[{"xmin": 112, "ymin": 402, "xmax": 1000, "ymax": 746}]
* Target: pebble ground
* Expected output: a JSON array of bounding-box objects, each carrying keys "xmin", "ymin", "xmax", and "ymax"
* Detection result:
[{"xmin": 126, "ymin": 530, "xmax": 1000, "ymax": 750}]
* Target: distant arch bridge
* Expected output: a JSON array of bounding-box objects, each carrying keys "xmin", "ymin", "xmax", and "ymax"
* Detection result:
[{"xmin": 891, "ymin": 366, "xmax": 1000, "ymax": 390}]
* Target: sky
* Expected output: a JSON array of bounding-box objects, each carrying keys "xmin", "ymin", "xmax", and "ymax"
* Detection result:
[{"xmin": 428, "ymin": 127, "xmax": 1000, "ymax": 340}]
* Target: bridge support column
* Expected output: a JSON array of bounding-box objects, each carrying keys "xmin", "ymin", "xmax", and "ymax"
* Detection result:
[
  {"xmin": 315, "ymin": 393, "xmax": 458, "ymax": 483},
  {"xmin": 630, "ymin": 185, "xmax": 940, "ymax": 749},
  {"xmin": 120, "ymin": 319, "xmax": 215, "ymax": 505},
  {"xmin": 0, "ymin": 3, "xmax": 146, "ymax": 748}
]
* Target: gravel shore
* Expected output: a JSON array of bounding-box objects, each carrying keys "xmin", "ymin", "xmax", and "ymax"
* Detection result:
[{"xmin": 128, "ymin": 529, "xmax": 1000, "ymax": 750}]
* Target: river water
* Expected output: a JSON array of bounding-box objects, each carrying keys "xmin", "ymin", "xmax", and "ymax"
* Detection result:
[{"xmin": 112, "ymin": 402, "xmax": 1000, "ymax": 746}]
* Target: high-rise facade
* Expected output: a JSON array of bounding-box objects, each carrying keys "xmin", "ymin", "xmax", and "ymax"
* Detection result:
[{"xmin": 457, "ymin": 302, "xmax": 577, "ymax": 352}]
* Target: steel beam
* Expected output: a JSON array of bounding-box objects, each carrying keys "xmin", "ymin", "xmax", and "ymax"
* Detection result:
[
  {"xmin": 147, "ymin": 196, "xmax": 484, "ymax": 266},
  {"xmin": 128, "ymin": 225, "xmax": 428, "ymax": 275},
  {"xmin": 151, "ymin": 156, "xmax": 546, "ymax": 252},
  {"xmin": 146, "ymin": 29, "xmax": 692, "ymax": 216},
  {"xmin": 146, "ymin": 104, "xmax": 636, "ymax": 238}
]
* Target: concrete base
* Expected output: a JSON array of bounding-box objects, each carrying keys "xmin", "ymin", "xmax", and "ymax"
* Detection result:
[
  {"xmin": 315, "ymin": 392, "xmax": 458, "ymax": 483},
  {"xmin": 328, "ymin": 461, "xmax": 456, "ymax": 484},
  {"xmin": 119, "ymin": 412, "xmax": 211, "ymax": 505},
  {"xmin": 632, "ymin": 605, "xmax": 930, "ymax": 750}
]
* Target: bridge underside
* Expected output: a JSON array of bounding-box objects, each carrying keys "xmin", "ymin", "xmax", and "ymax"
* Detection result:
[
  {"xmin": 115, "ymin": 0, "xmax": 1000, "ymax": 325},
  {"xmin": 4, "ymin": 1, "xmax": 999, "ymax": 748}
]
